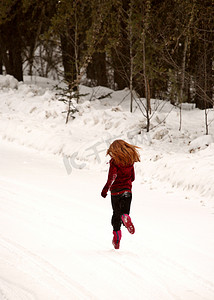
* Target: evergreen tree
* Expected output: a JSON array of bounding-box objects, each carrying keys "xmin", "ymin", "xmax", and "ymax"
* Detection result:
[
  {"xmin": 51, "ymin": 0, "xmax": 92, "ymax": 89},
  {"xmin": 189, "ymin": 0, "xmax": 213, "ymax": 110},
  {"xmin": 22, "ymin": 0, "xmax": 58, "ymax": 76},
  {"xmin": 0, "ymin": 0, "xmax": 57, "ymax": 81},
  {"xmin": 0, "ymin": 0, "xmax": 23, "ymax": 81}
]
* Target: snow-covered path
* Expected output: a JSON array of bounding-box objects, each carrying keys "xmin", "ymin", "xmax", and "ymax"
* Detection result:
[{"xmin": 0, "ymin": 139, "xmax": 214, "ymax": 300}]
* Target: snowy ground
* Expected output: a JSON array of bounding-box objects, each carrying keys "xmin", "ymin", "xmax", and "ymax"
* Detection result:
[
  {"xmin": 0, "ymin": 75, "xmax": 214, "ymax": 203},
  {"xmin": 0, "ymin": 75, "xmax": 214, "ymax": 299},
  {"xmin": 1, "ymin": 138, "xmax": 214, "ymax": 300}
]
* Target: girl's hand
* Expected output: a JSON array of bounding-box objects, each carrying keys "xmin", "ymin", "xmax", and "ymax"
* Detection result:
[{"xmin": 101, "ymin": 188, "xmax": 107, "ymax": 198}]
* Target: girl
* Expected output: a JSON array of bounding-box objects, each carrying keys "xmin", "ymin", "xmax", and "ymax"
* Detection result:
[{"xmin": 101, "ymin": 139, "xmax": 140, "ymax": 249}]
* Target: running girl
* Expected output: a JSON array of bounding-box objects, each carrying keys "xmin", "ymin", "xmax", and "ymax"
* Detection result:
[{"xmin": 101, "ymin": 139, "xmax": 140, "ymax": 249}]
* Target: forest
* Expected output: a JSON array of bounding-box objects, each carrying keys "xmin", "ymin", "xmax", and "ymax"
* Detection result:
[{"xmin": 0, "ymin": 0, "xmax": 213, "ymax": 110}]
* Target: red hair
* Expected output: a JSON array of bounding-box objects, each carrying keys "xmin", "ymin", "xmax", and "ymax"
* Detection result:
[{"xmin": 107, "ymin": 140, "xmax": 140, "ymax": 166}]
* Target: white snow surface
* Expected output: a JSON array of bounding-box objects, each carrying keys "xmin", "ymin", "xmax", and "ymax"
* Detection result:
[
  {"xmin": 0, "ymin": 75, "xmax": 214, "ymax": 203},
  {"xmin": 1, "ymin": 138, "xmax": 214, "ymax": 300},
  {"xmin": 0, "ymin": 74, "xmax": 18, "ymax": 89},
  {"xmin": 0, "ymin": 75, "xmax": 214, "ymax": 299}
]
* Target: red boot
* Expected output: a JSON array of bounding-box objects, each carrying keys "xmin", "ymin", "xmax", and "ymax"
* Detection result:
[
  {"xmin": 112, "ymin": 230, "xmax": 122, "ymax": 249},
  {"xmin": 121, "ymin": 214, "xmax": 135, "ymax": 234}
]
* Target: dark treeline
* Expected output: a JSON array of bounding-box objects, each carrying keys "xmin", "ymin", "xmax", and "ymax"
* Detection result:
[{"xmin": 0, "ymin": 0, "xmax": 213, "ymax": 109}]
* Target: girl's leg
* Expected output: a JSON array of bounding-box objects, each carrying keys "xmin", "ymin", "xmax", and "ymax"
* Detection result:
[
  {"xmin": 111, "ymin": 195, "xmax": 122, "ymax": 231},
  {"xmin": 120, "ymin": 192, "xmax": 132, "ymax": 216},
  {"xmin": 120, "ymin": 192, "xmax": 135, "ymax": 234},
  {"xmin": 112, "ymin": 230, "xmax": 122, "ymax": 249}
]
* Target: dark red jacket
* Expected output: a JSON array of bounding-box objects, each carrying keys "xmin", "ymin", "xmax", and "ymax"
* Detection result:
[{"xmin": 102, "ymin": 159, "xmax": 135, "ymax": 197}]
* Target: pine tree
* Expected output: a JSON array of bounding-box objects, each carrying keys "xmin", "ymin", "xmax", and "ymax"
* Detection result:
[
  {"xmin": 0, "ymin": 1, "xmax": 23, "ymax": 81},
  {"xmin": 51, "ymin": 0, "xmax": 92, "ymax": 89},
  {"xmin": 0, "ymin": 0, "xmax": 57, "ymax": 81}
]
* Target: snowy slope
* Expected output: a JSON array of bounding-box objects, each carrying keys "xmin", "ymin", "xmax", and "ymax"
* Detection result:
[
  {"xmin": 0, "ymin": 75, "xmax": 214, "ymax": 204},
  {"xmin": 1, "ymin": 138, "xmax": 214, "ymax": 300},
  {"xmin": 0, "ymin": 75, "xmax": 214, "ymax": 299}
]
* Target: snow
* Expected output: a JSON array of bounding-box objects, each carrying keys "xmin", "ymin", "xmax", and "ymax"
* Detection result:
[
  {"xmin": 189, "ymin": 135, "xmax": 214, "ymax": 152},
  {"xmin": 0, "ymin": 75, "xmax": 214, "ymax": 299},
  {"xmin": 1, "ymin": 137, "xmax": 214, "ymax": 300},
  {"xmin": 0, "ymin": 75, "xmax": 18, "ymax": 89},
  {"xmin": 0, "ymin": 75, "xmax": 213, "ymax": 202}
]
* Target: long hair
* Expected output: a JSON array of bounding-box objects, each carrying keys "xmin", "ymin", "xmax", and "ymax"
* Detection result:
[{"xmin": 107, "ymin": 140, "xmax": 140, "ymax": 166}]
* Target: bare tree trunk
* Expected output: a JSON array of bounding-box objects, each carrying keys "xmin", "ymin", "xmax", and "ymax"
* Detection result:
[
  {"xmin": 0, "ymin": 25, "xmax": 23, "ymax": 81},
  {"xmin": 60, "ymin": 28, "xmax": 76, "ymax": 88},
  {"xmin": 0, "ymin": 52, "xmax": 3, "ymax": 74},
  {"xmin": 129, "ymin": 2, "xmax": 134, "ymax": 113},
  {"xmin": 142, "ymin": 29, "xmax": 150, "ymax": 132},
  {"xmin": 204, "ymin": 37, "xmax": 208, "ymax": 135},
  {"xmin": 179, "ymin": 35, "xmax": 189, "ymax": 131},
  {"xmin": 28, "ymin": 5, "xmax": 45, "ymax": 76},
  {"xmin": 74, "ymin": 4, "xmax": 79, "ymax": 99},
  {"xmin": 9, "ymin": 46, "xmax": 23, "ymax": 81},
  {"xmin": 0, "ymin": 34, "xmax": 13, "ymax": 75},
  {"xmin": 179, "ymin": 4, "xmax": 195, "ymax": 131}
]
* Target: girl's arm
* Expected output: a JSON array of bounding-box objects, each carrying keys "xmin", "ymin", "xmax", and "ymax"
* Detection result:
[
  {"xmin": 101, "ymin": 161, "xmax": 117, "ymax": 198},
  {"xmin": 131, "ymin": 166, "xmax": 135, "ymax": 182}
]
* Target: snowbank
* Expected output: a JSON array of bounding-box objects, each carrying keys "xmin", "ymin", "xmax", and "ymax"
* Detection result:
[
  {"xmin": 140, "ymin": 146, "xmax": 214, "ymax": 203},
  {"xmin": 0, "ymin": 75, "xmax": 214, "ymax": 203},
  {"xmin": 189, "ymin": 135, "xmax": 214, "ymax": 152},
  {"xmin": 0, "ymin": 75, "xmax": 18, "ymax": 89}
]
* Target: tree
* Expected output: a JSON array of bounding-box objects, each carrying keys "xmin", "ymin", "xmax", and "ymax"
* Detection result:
[
  {"xmin": 191, "ymin": 1, "xmax": 213, "ymax": 110},
  {"xmin": 0, "ymin": 0, "xmax": 57, "ymax": 81},
  {"xmin": 86, "ymin": 42, "xmax": 108, "ymax": 87},
  {"xmin": 22, "ymin": 0, "xmax": 58, "ymax": 77},
  {"xmin": 0, "ymin": 53, "xmax": 2, "ymax": 74},
  {"xmin": 51, "ymin": 0, "xmax": 92, "ymax": 89},
  {"xmin": 0, "ymin": 0, "xmax": 23, "ymax": 81},
  {"xmin": 177, "ymin": 1, "xmax": 195, "ymax": 130},
  {"xmin": 190, "ymin": 0, "xmax": 214, "ymax": 134},
  {"xmin": 85, "ymin": 0, "xmax": 126, "ymax": 88}
]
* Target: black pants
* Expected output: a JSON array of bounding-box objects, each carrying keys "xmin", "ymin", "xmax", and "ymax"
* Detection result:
[{"xmin": 111, "ymin": 192, "xmax": 132, "ymax": 231}]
